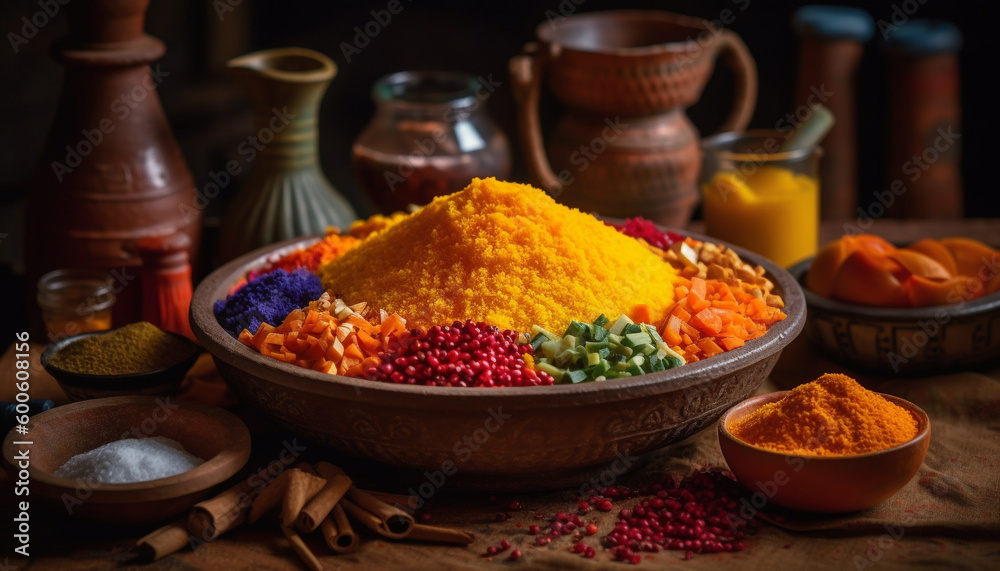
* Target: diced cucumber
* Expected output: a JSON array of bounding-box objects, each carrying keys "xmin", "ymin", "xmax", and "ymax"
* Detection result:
[
  {"xmin": 623, "ymin": 332, "xmax": 652, "ymax": 347},
  {"xmin": 565, "ymin": 369, "xmax": 588, "ymax": 384},
  {"xmin": 586, "ymin": 359, "xmax": 611, "ymax": 377},
  {"xmin": 593, "ymin": 314, "xmax": 610, "ymax": 328},
  {"xmin": 623, "ymin": 323, "xmax": 643, "ymax": 335},
  {"xmin": 607, "ymin": 332, "xmax": 622, "ymax": 344},
  {"xmin": 564, "ymin": 321, "xmax": 588, "ymax": 339},
  {"xmin": 608, "ymin": 315, "xmax": 634, "ymax": 335},
  {"xmin": 587, "ymin": 352, "xmax": 602, "ymax": 366},
  {"xmin": 585, "ymin": 340, "xmax": 610, "ymax": 352},
  {"xmin": 530, "ymin": 333, "xmax": 548, "ymax": 351},
  {"xmin": 540, "ymin": 340, "xmax": 561, "ymax": 360},
  {"xmin": 593, "ymin": 325, "xmax": 609, "ymax": 342},
  {"xmin": 639, "ymin": 343, "xmax": 657, "ymax": 356},
  {"xmin": 642, "ymin": 324, "xmax": 664, "ymax": 344},
  {"xmin": 597, "ymin": 347, "xmax": 611, "ymax": 359},
  {"xmin": 531, "ymin": 325, "xmax": 560, "ymax": 342},
  {"xmin": 537, "ymin": 362, "xmax": 565, "ymax": 382},
  {"xmin": 608, "ymin": 353, "xmax": 625, "ymax": 365}
]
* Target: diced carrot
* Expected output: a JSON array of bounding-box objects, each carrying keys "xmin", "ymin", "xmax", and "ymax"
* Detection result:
[
  {"xmin": 343, "ymin": 343, "xmax": 364, "ymax": 362},
  {"xmin": 696, "ymin": 338, "xmax": 724, "ymax": 358},
  {"xmin": 631, "ymin": 304, "xmax": 653, "ymax": 325},
  {"xmin": 671, "ymin": 305, "xmax": 692, "ymax": 322},
  {"xmin": 345, "ymin": 314, "xmax": 376, "ymax": 335},
  {"xmin": 357, "ymin": 329, "xmax": 381, "ymax": 354},
  {"xmin": 663, "ymin": 315, "xmax": 684, "ymax": 346},
  {"xmin": 690, "ymin": 309, "xmax": 722, "ymax": 335},
  {"xmin": 719, "ymin": 337, "xmax": 745, "ymax": 351},
  {"xmin": 690, "ymin": 277, "xmax": 708, "ymax": 299},
  {"xmin": 327, "ymin": 336, "xmax": 345, "ymax": 362},
  {"xmin": 380, "ymin": 313, "xmax": 407, "ymax": 338}
]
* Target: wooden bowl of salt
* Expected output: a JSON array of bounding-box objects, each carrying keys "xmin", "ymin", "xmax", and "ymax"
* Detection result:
[{"xmin": 1, "ymin": 396, "xmax": 250, "ymax": 525}]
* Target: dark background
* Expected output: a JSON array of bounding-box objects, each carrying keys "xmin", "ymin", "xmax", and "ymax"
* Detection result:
[{"xmin": 0, "ymin": 0, "xmax": 996, "ymax": 340}]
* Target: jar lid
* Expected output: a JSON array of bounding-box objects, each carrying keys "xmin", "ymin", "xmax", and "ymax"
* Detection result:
[
  {"xmin": 886, "ymin": 19, "xmax": 962, "ymax": 55},
  {"xmin": 792, "ymin": 5, "xmax": 874, "ymax": 42}
]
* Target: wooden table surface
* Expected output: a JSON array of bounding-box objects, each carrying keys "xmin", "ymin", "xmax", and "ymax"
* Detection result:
[{"xmin": 3, "ymin": 218, "xmax": 999, "ymax": 570}]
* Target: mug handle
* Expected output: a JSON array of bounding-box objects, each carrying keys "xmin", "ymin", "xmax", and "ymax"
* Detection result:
[
  {"xmin": 510, "ymin": 43, "xmax": 565, "ymax": 195},
  {"xmin": 711, "ymin": 30, "xmax": 758, "ymax": 134}
]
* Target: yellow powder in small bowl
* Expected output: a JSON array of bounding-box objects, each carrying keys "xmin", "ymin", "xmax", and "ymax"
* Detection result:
[
  {"xmin": 728, "ymin": 373, "xmax": 919, "ymax": 456},
  {"xmin": 320, "ymin": 178, "xmax": 678, "ymax": 332}
]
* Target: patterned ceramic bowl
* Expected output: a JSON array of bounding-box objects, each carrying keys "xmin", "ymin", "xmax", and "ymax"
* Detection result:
[
  {"xmin": 191, "ymin": 231, "xmax": 805, "ymax": 491},
  {"xmin": 788, "ymin": 258, "xmax": 1000, "ymax": 375}
]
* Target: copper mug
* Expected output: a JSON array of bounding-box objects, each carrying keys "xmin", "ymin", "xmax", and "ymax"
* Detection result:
[{"xmin": 510, "ymin": 10, "xmax": 757, "ymax": 227}]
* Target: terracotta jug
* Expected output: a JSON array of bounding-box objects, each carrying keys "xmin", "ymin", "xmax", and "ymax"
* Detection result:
[
  {"xmin": 24, "ymin": 0, "xmax": 201, "ymax": 329},
  {"xmin": 218, "ymin": 47, "xmax": 357, "ymax": 262},
  {"xmin": 511, "ymin": 11, "xmax": 757, "ymax": 227}
]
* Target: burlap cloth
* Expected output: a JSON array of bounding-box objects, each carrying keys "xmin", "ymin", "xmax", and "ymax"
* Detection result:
[{"xmin": 3, "ymin": 335, "xmax": 998, "ymax": 570}]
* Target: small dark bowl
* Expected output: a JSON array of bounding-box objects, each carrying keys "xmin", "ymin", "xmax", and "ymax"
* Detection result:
[
  {"xmin": 41, "ymin": 329, "xmax": 200, "ymax": 402},
  {"xmin": 2, "ymin": 396, "xmax": 251, "ymax": 525},
  {"xmin": 719, "ymin": 391, "xmax": 930, "ymax": 513},
  {"xmin": 788, "ymin": 258, "xmax": 1000, "ymax": 375}
]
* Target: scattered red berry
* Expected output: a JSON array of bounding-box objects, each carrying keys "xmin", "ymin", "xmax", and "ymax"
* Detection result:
[
  {"xmin": 528, "ymin": 525, "xmax": 541, "ymax": 535},
  {"xmin": 605, "ymin": 468, "xmax": 752, "ymax": 563},
  {"xmin": 585, "ymin": 523, "xmax": 599, "ymax": 536},
  {"xmin": 509, "ymin": 549, "xmax": 522, "ymax": 561},
  {"xmin": 500, "ymin": 539, "xmax": 511, "ymax": 551}
]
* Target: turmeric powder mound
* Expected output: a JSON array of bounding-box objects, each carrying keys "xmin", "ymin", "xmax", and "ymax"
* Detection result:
[
  {"xmin": 729, "ymin": 373, "xmax": 919, "ymax": 456},
  {"xmin": 319, "ymin": 178, "xmax": 678, "ymax": 332}
]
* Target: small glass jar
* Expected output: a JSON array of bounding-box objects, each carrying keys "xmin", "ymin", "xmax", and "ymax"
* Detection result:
[
  {"xmin": 37, "ymin": 269, "xmax": 116, "ymax": 343},
  {"xmin": 352, "ymin": 71, "xmax": 512, "ymax": 213},
  {"xmin": 701, "ymin": 130, "xmax": 821, "ymax": 268}
]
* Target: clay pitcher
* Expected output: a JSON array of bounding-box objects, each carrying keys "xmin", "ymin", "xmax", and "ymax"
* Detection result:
[
  {"xmin": 511, "ymin": 11, "xmax": 757, "ymax": 227},
  {"xmin": 218, "ymin": 48, "xmax": 357, "ymax": 262},
  {"xmin": 25, "ymin": 0, "xmax": 201, "ymax": 329}
]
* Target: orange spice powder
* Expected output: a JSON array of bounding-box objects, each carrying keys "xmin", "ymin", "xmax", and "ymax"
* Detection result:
[{"xmin": 728, "ymin": 373, "xmax": 919, "ymax": 456}]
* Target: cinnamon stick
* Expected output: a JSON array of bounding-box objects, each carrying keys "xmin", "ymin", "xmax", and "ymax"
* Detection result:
[
  {"xmin": 297, "ymin": 463, "xmax": 353, "ymax": 533},
  {"xmin": 340, "ymin": 491, "xmax": 414, "ymax": 539},
  {"xmin": 405, "ymin": 523, "xmax": 475, "ymax": 545},
  {"xmin": 281, "ymin": 468, "xmax": 327, "ymax": 526},
  {"xmin": 248, "ymin": 470, "xmax": 291, "ymax": 524},
  {"xmin": 320, "ymin": 504, "xmax": 359, "ymax": 553},
  {"xmin": 188, "ymin": 478, "xmax": 256, "ymax": 541},
  {"xmin": 357, "ymin": 489, "xmax": 414, "ymax": 507},
  {"xmin": 279, "ymin": 524, "xmax": 324, "ymax": 571},
  {"xmin": 136, "ymin": 518, "xmax": 190, "ymax": 561}
]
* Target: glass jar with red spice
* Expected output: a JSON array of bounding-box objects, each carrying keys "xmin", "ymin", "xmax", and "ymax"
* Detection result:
[{"xmin": 352, "ymin": 71, "xmax": 512, "ymax": 213}]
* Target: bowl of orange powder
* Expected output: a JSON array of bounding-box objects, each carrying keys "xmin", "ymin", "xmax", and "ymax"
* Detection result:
[{"xmin": 718, "ymin": 373, "xmax": 930, "ymax": 513}]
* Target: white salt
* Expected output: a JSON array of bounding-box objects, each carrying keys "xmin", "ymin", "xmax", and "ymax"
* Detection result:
[{"xmin": 54, "ymin": 436, "xmax": 204, "ymax": 484}]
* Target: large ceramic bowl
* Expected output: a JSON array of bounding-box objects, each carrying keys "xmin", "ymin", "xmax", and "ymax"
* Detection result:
[
  {"xmin": 788, "ymin": 259, "xmax": 1000, "ymax": 375},
  {"xmin": 191, "ymin": 231, "xmax": 805, "ymax": 491}
]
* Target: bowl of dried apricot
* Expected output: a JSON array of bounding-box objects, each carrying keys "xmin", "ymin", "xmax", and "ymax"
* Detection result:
[{"xmin": 788, "ymin": 234, "xmax": 1000, "ymax": 374}]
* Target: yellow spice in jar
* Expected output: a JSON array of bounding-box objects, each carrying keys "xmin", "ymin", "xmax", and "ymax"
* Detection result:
[{"xmin": 319, "ymin": 178, "xmax": 678, "ymax": 332}]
